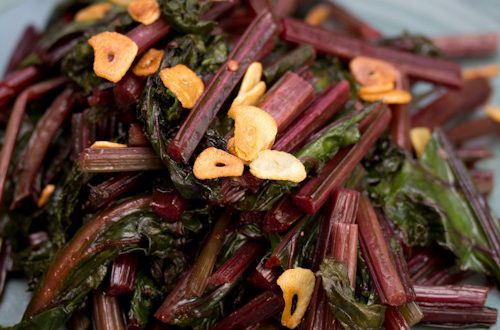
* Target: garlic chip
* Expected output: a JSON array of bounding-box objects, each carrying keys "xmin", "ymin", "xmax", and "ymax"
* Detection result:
[
  {"xmin": 249, "ymin": 150, "xmax": 306, "ymax": 183},
  {"xmin": 90, "ymin": 141, "xmax": 128, "ymax": 149},
  {"xmin": 37, "ymin": 184, "xmax": 56, "ymax": 208},
  {"xmin": 410, "ymin": 127, "xmax": 432, "ymax": 158},
  {"xmin": 485, "ymin": 105, "xmax": 500, "ymax": 123},
  {"xmin": 75, "ymin": 3, "xmax": 113, "ymax": 22},
  {"xmin": 304, "ymin": 4, "xmax": 331, "ymax": 26},
  {"xmin": 88, "ymin": 31, "xmax": 138, "ymax": 83},
  {"xmin": 232, "ymin": 106, "xmax": 277, "ymax": 162},
  {"xmin": 228, "ymin": 62, "xmax": 266, "ymax": 118},
  {"xmin": 277, "ymin": 268, "xmax": 316, "ymax": 329},
  {"xmin": 160, "ymin": 64, "xmax": 205, "ymax": 109},
  {"xmin": 132, "ymin": 48, "xmax": 165, "ymax": 76},
  {"xmin": 193, "ymin": 147, "xmax": 244, "ymax": 180},
  {"xmin": 350, "ymin": 56, "xmax": 398, "ymax": 86},
  {"xmin": 359, "ymin": 89, "xmax": 412, "ymax": 104},
  {"xmin": 128, "ymin": 0, "xmax": 160, "ymax": 25}
]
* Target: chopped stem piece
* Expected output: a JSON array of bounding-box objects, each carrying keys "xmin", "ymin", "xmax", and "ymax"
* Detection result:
[
  {"xmin": 357, "ymin": 195, "xmax": 409, "ymax": 306},
  {"xmin": 108, "ymin": 253, "xmax": 139, "ymax": 296},
  {"xmin": 293, "ymin": 107, "xmax": 391, "ymax": 215},
  {"xmin": 185, "ymin": 211, "xmax": 232, "ymax": 297},
  {"xmin": 414, "ymin": 285, "xmax": 489, "ymax": 307},
  {"xmin": 281, "ymin": 18, "xmax": 462, "ymax": 87},
  {"xmin": 432, "ymin": 33, "xmax": 498, "ymax": 58},
  {"xmin": 79, "ymin": 147, "xmax": 164, "ymax": 172},
  {"xmin": 92, "ymin": 288, "xmax": 126, "ymax": 330}
]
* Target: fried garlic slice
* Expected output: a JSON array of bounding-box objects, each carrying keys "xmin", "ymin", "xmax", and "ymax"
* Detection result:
[
  {"xmin": 304, "ymin": 4, "xmax": 331, "ymax": 26},
  {"xmin": 277, "ymin": 268, "xmax": 316, "ymax": 329},
  {"xmin": 233, "ymin": 106, "xmax": 277, "ymax": 162},
  {"xmin": 359, "ymin": 89, "xmax": 412, "ymax": 104},
  {"xmin": 128, "ymin": 0, "xmax": 160, "ymax": 25},
  {"xmin": 193, "ymin": 147, "xmax": 244, "ymax": 180},
  {"xmin": 75, "ymin": 3, "xmax": 112, "ymax": 22},
  {"xmin": 88, "ymin": 31, "xmax": 138, "ymax": 83},
  {"xmin": 228, "ymin": 62, "xmax": 266, "ymax": 118},
  {"xmin": 160, "ymin": 64, "xmax": 205, "ymax": 109},
  {"xmin": 359, "ymin": 81, "xmax": 394, "ymax": 94},
  {"xmin": 410, "ymin": 127, "xmax": 432, "ymax": 158},
  {"xmin": 37, "ymin": 184, "xmax": 55, "ymax": 208},
  {"xmin": 350, "ymin": 56, "xmax": 398, "ymax": 86},
  {"xmin": 132, "ymin": 48, "xmax": 164, "ymax": 76},
  {"xmin": 90, "ymin": 141, "xmax": 128, "ymax": 148},
  {"xmin": 485, "ymin": 105, "xmax": 500, "ymax": 123},
  {"xmin": 249, "ymin": 150, "xmax": 306, "ymax": 183}
]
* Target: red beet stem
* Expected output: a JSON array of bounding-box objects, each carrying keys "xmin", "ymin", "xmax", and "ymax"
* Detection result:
[
  {"xmin": 247, "ymin": 258, "xmax": 280, "ymax": 290},
  {"xmin": 457, "ymin": 145, "xmax": 494, "ymax": 163},
  {"xmin": 113, "ymin": 72, "xmax": 145, "ymax": 110},
  {"xmin": 331, "ymin": 223, "xmax": 358, "ymax": 287},
  {"xmin": 281, "ymin": 18, "xmax": 462, "ymax": 88},
  {"xmin": 185, "ymin": 211, "xmax": 232, "ymax": 298},
  {"xmin": 87, "ymin": 173, "xmax": 144, "ymax": 211},
  {"xmin": 384, "ymin": 306, "xmax": 411, "ymax": 330},
  {"xmin": 5, "ymin": 25, "xmax": 40, "ymax": 74},
  {"xmin": 79, "ymin": 147, "xmax": 164, "ymax": 172},
  {"xmin": 274, "ymin": 81, "xmax": 350, "ymax": 153},
  {"xmin": 128, "ymin": 123, "xmax": 150, "ymax": 147},
  {"xmin": 263, "ymin": 197, "xmax": 304, "ymax": 233},
  {"xmin": 390, "ymin": 74, "xmax": 411, "ymax": 150},
  {"xmin": 202, "ymin": 0, "xmax": 239, "ymax": 20},
  {"xmin": 168, "ymin": 11, "xmax": 279, "ymax": 163},
  {"xmin": 265, "ymin": 217, "xmax": 307, "ymax": 268},
  {"xmin": 357, "ymin": 195, "xmax": 408, "ymax": 306},
  {"xmin": 0, "ymin": 77, "xmax": 67, "ymax": 206},
  {"xmin": 108, "ymin": 253, "xmax": 139, "ymax": 296},
  {"xmin": 12, "ymin": 87, "xmax": 76, "ymax": 208},
  {"xmin": 154, "ymin": 268, "xmax": 193, "ymax": 323},
  {"xmin": 447, "ymin": 117, "xmax": 500, "ymax": 144},
  {"xmin": 0, "ymin": 66, "xmax": 43, "ymax": 108},
  {"xmin": 151, "ymin": 188, "xmax": 188, "ymax": 222},
  {"xmin": 414, "ymin": 285, "xmax": 489, "ymax": 307},
  {"xmin": 412, "ymin": 77, "xmax": 491, "ymax": 128},
  {"xmin": 293, "ymin": 107, "xmax": 391, "ymax": 215},
  {"xmin": 207, "ymin": 241, "xmax": 263, "ymax": 287},
  {"xmin": 91, "ymin": 288, "xmax": 126, "ymax": 330},
  {"xmin": 259, "ymin": 71, "xmax": 315, "ymax": 132},
  {"xmin": 419, "ymin": 304, "xmax": 497, "ymax": 327},
  {"xmin": 127, "ymin": 19, "xmax": 171, "ymax": 55},
  {"xmin": 326, "ymin": 2, "xmax": 383, "ymax": 41},
  {"xmin": 432, "ymin": 33, "xmax": 498, "ymax": 58},
  {"xmin": 211, "ymin": 291, "xmax": 284, "ymax": 330}
]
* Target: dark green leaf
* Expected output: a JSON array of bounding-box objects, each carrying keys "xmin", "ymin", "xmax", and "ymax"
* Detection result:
[
  {"xmin": 364, "ymin": 136, "xmax": 500, "ymax": 280},
  {"xmin": 320, "ymin": 257, "xmax": 386, "ymax": 330},
  {"xmin": 158, "ymin": 0, "xmax": 214, "ymax": 35}
]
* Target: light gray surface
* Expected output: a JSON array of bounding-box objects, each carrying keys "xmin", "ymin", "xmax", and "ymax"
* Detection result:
[{"xmin": 0, "ymin": 0, "xmax": 499, "ymax": 327}]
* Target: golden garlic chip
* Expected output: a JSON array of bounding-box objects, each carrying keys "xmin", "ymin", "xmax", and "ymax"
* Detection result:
[
  {"xmin": 37, "ymin": 184, "xmax": 56, "ymax": 208},
  {"xmin": 132, "ymin": 48, "xmax": 165, "ymax": 76},
  {"xmin": 250, "ymin": 150, "xmax": 307, "ymax": 183},
  {"xmin": 485, "ymin": 105, "xmax": 500, "ymax": 123},
  {"xmin": 277, "ymin": 268, "xmax": 316, "ymax": 329},
  {"xmin": 160, "ymin": 64, "xmax": 205, "ymax": 109},
  {"xmin": 75, "ymin": 3, "xmax": 113, "ymax": 22},
  {"xmin": 228, "ymin": 62, "xmax": 266, "ymax": 118},
  {"xmin": 359, "ymin": 89, "xmax": 412, "ymax": 104},
  {"xmin": 304, "ymin": 4, "xmax": 331, "ymax": 26},
  {"xmin": 90, "ymin": 141, "xmax": 128, "ymax": 148},
  {"xmin": 359, "ymin": 81, "xmax": 394, "ymax": 94},
  {"xmin": 128, "ymin": 0, "xmax": 160, "ymax": 25},
  {"xmin": 350, "ymin": 56, "xmax": 399, "ymax": 86},
  {"xmin": 233, "ymin": 106, "xmax": 277, "ymax": 162},
  {"xmin": 88, "ymin": 32, "xmax": 138, "ymax": 83},
  {"xmin": 410, "ymin": 127, "xmax": 432, "ymax": 158},
  {"xmin": 193, "ymin": 147, "xmax": 244, "ymax": 180},
  {"xmin": 227, "ymin": 137, "xmax": 237, "ymax": 156},
  {"xmin": 463, "ymin": 64, "xmax": 500, "ymax": 80}
]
